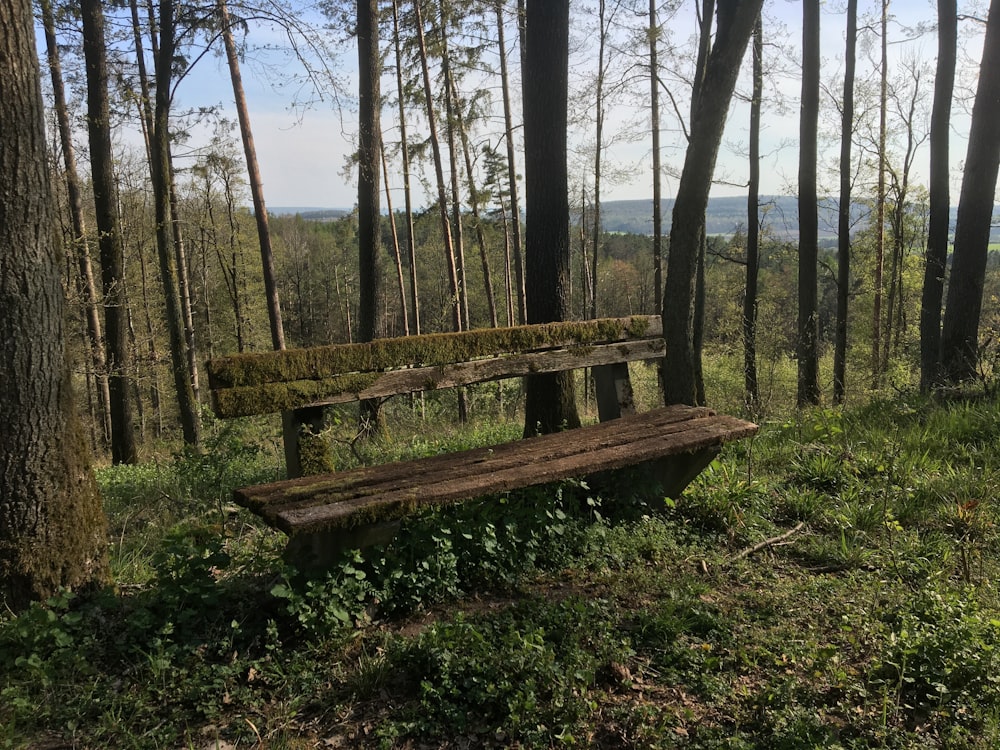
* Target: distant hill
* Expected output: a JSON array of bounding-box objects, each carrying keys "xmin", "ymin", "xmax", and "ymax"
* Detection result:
[
  {"xmin": 268, "ymin": 206, "xmax": 351, "ymax": 220},
  {"xmin": 601, "ymin": 196, "xmax": 1000, "ymax": 244},
  {"xmin": 600, "ymin": 196, "xmax": 867, "ymax": 239}
]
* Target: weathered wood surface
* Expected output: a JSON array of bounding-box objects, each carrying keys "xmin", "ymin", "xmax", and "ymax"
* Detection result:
[
  {"xmin": 234, "ymin": 405, "xmax": 758, "ymax": 537},
  {"xmin": 208, "ymin": 316, "xmax": 661, "ymax": 418},
  {"xmin": 213, "ymin": 338, "xmax": 664, "ymax": 418}
]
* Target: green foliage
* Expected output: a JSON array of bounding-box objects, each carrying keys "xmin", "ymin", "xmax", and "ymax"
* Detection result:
[{"xmin": 10, "ymin": 393, "xmax": 1000, "ymax": 747}]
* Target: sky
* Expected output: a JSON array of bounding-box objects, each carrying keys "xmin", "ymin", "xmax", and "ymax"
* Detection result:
[{"xmin": 159, "ymin": 0, "xmax": 986, "ymax": 212}]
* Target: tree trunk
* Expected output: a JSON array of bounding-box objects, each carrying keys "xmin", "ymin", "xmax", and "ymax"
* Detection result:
[
  {"xmin": 497, "ymin": 1, "xmax": 526, "ymax": 323},
  {"xmin": 0, "ymin": 0, "xmax": 109, "ymax": 612},
  {"xmin": 452, "ymin": 76, "xmax": 499, "ymax": 328},
  {"xmin": 744, "ymin": 13, "xmax": 762, "ymax": 409},
  {"xmin": 940, "ymin": 0, "xmax": 1000, "ymax": 382},
  {"xmin": 920, "ymin": 0, "xmax": 956, "ymax": 390},
  {"xmin": 151, "ymin": 0, "xmax": 201, "ymax": 446},
  {"xmin": 650, "ymin": 0, "xmax": 663, "ymax": 313},
  {"xmin": 522, "ymin": 0, "xmax": 580, "ymax": 436},
  {"xmin": 358, "ymin": 0, "xmax": 385, "ymax": 437},
  {"xmin": 413, "ymin": 0, "xmax": 461, "ymax": 333},
  {"xmin": 872, "ymin": 0, "xmax": 889, "ymax": 388},
  {"xmin": 81, "ymin": 0, "xmax": 139, "ymax": 465},
  {"xmin": 797, "ymin": 0, "xmax": 821, "ymax": 407},
  {"xmin": 441, "ymin": 19, "xmax": 470, "ymax": 332},
  {"xmin": 41, "ymin": 0, "xmax": 113, "ymax": 452},
  {"xmin": 381, "ymin": 145, "xmax": 410, "ymax": 336},
  {"xmin": 662, "ymin": 0, "xmax": 764, "ymax": 406},
  {"xmin": 219, "ymin": 0, "xmax": 286, "ymax": 351},
  {"xmin": 392, "ymin": 0, "xmax": 420, "ymax": 335},
  {"xmin": 834, "ymin": 0, "xmax": 858, "ymax": 404}
]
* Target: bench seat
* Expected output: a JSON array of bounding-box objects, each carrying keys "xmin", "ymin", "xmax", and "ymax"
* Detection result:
[{"xmin": 234, "ymin": 404, "xmax": 757, "ymax": 566}]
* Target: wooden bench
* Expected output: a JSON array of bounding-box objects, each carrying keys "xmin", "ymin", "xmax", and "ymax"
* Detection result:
[{"xmin": 207, "ymin": 316, "xmax": 757, "ymax": 568}]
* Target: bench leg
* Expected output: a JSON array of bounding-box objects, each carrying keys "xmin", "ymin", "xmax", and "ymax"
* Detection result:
[
  {"xmin": 284, "ymin": 520, "xmax": 401, "ymax": 572},
  {"xmin": 645, "ymin": 447, "xmax": 720, "ymax": 499},
  {"xmin": 282, "ymin": 406, "xmax": 335, "ymax": 479},
  {"xmin": 592, "ymin": 362, "xmax": 636, "ymax": 421}
]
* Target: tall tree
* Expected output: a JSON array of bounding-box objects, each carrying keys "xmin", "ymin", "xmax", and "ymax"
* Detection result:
[
  {"xmin": 151, "ymin": 0, "xmax": 201, "ymax": 445},
  {"xmin": 81, "ymin": 0, "xmax": 140, "ymax": 464},
  {"xmin": 871, "ymin": 0, "xmax": 889, "ymax": 387},
  {"xmin": 919, "ymin": 0, "xmax": 957, "ymax": 390},
  {"xmin": 834, "ymin": 0, "xmax": 858, "ymax": 404},
  {"xmin": 392, "ymin": 0, "xmax": 421, "ymax": 334},
  {"xmin": 357, "ymin": 0, "xmax": 386, "ymax": 435},
  {"xmin": 0, "ymin": 0, "xmax": 109, "ymax": 612},
  {"xmin": 650, "ymin": 0, "xmax": 663, "ymax": 312},
  {"xmin": 797, "ymin": 0, "xmax": 821, "ymax": 407},
  {"xmin": 40, "ymin": 0, "xmax": 112, "ymax": 452},
  {"xmin": 496, "ymin": 0, "xmax": 526, "ymax": 323},
  {"xmin": 661, "ymin": 0, "xmax": 764, "ymax": 406},
  {"xmin": 218, "ymin": 0, "xmax": 286, "ymax": 351},
  {"xmin": 522, "ymin": 0, "xmax": 580, "ymax": 436},
  {"xmin": 940, "ymin": 0, "xmax": 1000, "ymax": 382},
  {"xmin": 743, "ymin": 13, "xmax": 762, "ymax": 408},
  {"xmin": 413, "ymin": 0, "xmax": 462, "ymax": 333}
]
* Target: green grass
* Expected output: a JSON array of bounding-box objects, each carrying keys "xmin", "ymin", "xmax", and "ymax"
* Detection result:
[{"xmin": 5, "ymin": 380, "xmax": 1000, "ymax": 748}]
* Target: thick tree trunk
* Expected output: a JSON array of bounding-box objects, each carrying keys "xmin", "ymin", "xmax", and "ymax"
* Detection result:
[
  {"xmin": 920, "ymin": 0, "xmax": 957, "ymax": 390},
  {"xmin": 41, "ymin": 0, "xmax": 113, "ymax": 452},
  {"xmin": 358, "ymin": 0, "xmax": 385, "ymax": 437},
  {"xmin": 744, "ymin": 14, "xmax": 762, "ymax": 409},
  {"xmin": 0, "ymin": 0, "xmax": 109, "ymax": 612},
  {"xmin": 797, "ymin": 0, "xmax": 821, "ymax": 407},
  {"xmin": 522, "ymin": 0, "xmax": 580, "ymax": 436},
  {"xmin": 940, "ymin": 0, "xmax": 1000, "ymax": 382},
  {"xmin": 81, "ymin": 0, "xmax": 139, "ymax": 464},
  {"xmin": 834, "ymin": 0, "xmax": 858, "ymax": 403},
  {"xmin": 662, "ymin": 0, "xmax": 764, "ymax": 406}
]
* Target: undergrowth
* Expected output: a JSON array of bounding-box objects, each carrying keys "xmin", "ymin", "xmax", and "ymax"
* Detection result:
[{"xmin": 4, "ymin": 389, "xmax": 1000, "ymax": 748}]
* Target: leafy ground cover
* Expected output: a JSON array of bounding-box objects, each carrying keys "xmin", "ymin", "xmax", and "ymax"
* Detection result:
[{"xmin": 4, "ymin": 386, "xmax": 1000, "ymax": 748}]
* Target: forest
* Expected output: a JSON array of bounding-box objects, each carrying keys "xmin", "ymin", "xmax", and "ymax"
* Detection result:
[{"xmin": 4, "ymin": 0, "xmax": 1000, "ymax": 747}]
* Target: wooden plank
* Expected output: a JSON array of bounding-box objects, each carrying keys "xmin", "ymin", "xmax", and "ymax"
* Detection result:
[
  {"xmin": 208, "ymin": 315, "xmax": 661, "ymax": 390},
  {"xmin": 233, "ymin": 406, "xmax": 758, "ymax": 536},
  {"xmin": 212, "ymin": 338, "xmax": 665, "ymax": 418}
]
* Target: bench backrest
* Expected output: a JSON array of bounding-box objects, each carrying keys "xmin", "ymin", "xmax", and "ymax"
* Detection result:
[{"xmin": 207, "ymin": 315, "xmax": 663, "ymax": 420}]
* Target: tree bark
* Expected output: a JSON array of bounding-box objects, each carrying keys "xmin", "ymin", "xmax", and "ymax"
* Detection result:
[
  {"xmin": 391, "ymin": 0, "xmax": 421, "ymax": 334},
  {"xmin": 522, "ymin": 0, "xmax": 580, "ymax": 436},
  {"xmin": 219, "ymin": 0, "xmax": 286, "ymax": 351},
  {"xmin": 41, "ymin": 0, "xmax": 113, "ymax": 453},
  {"xmin": 0, "ymin": 0, "xmax": 109, "ymax": 612},
  {"xmin": 358, "ymin": 0, "xmax": 385, "ymax": 437},
  {"xmin": 920, "ymin": 0, "xmax": 957, "ymax": 390},
  {"xmin": 797, "ymin": 0, "xmax": 821, "ymax": 407},
  {"xmin": 413, "ymin": 0, "xmax": 462, "ymax": 333},
  {"xmin": 81, "ymin": 0, "xmax": 140, "ymax": 464},
  {"xmin": 940, "ymin": 0, "xmax": 1000, "ymax": 382},
  {"xmin": 497, "ymin": 1, "xmax": 526, "ymax": 323},
  {"xmin": 661, "ymin": 0, "xmax": 764, "ymax": 406},
  {"xmin": 744, "ymin": 13, "xmax": 762, "ymax": 408},
  {"xmin": 650, "ymin": 0, "xmax": 663, "ymax": 313},
  {"xmin": 871, "ymin": 0, "xmax": 889, "ymax": 387},
  {"xmin": 151, "ymin": 0, "xmax": 201, "ymax": 446},
  {"xmin": 834, "ymin": 0, "xmax": 858, "ymax": 404}
]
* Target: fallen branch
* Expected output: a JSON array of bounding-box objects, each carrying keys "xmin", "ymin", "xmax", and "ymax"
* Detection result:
[{"xmin": 726, "ymin": 522, "xmax": 806, "ymax": 564}]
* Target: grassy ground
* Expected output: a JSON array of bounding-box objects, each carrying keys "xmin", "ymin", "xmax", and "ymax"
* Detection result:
[{"xmin": 4, "ymin": 375, "xmax": 1000, "ymax": 748}]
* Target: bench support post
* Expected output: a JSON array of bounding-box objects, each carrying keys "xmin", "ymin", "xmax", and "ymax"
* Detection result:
[
  {"xmin": 593, "ymin": 362, "xmax": 636, "ymax": 421},
  {"xmin": 282, "ymin": 406, "xmax": 334, "ymax": 479}
]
